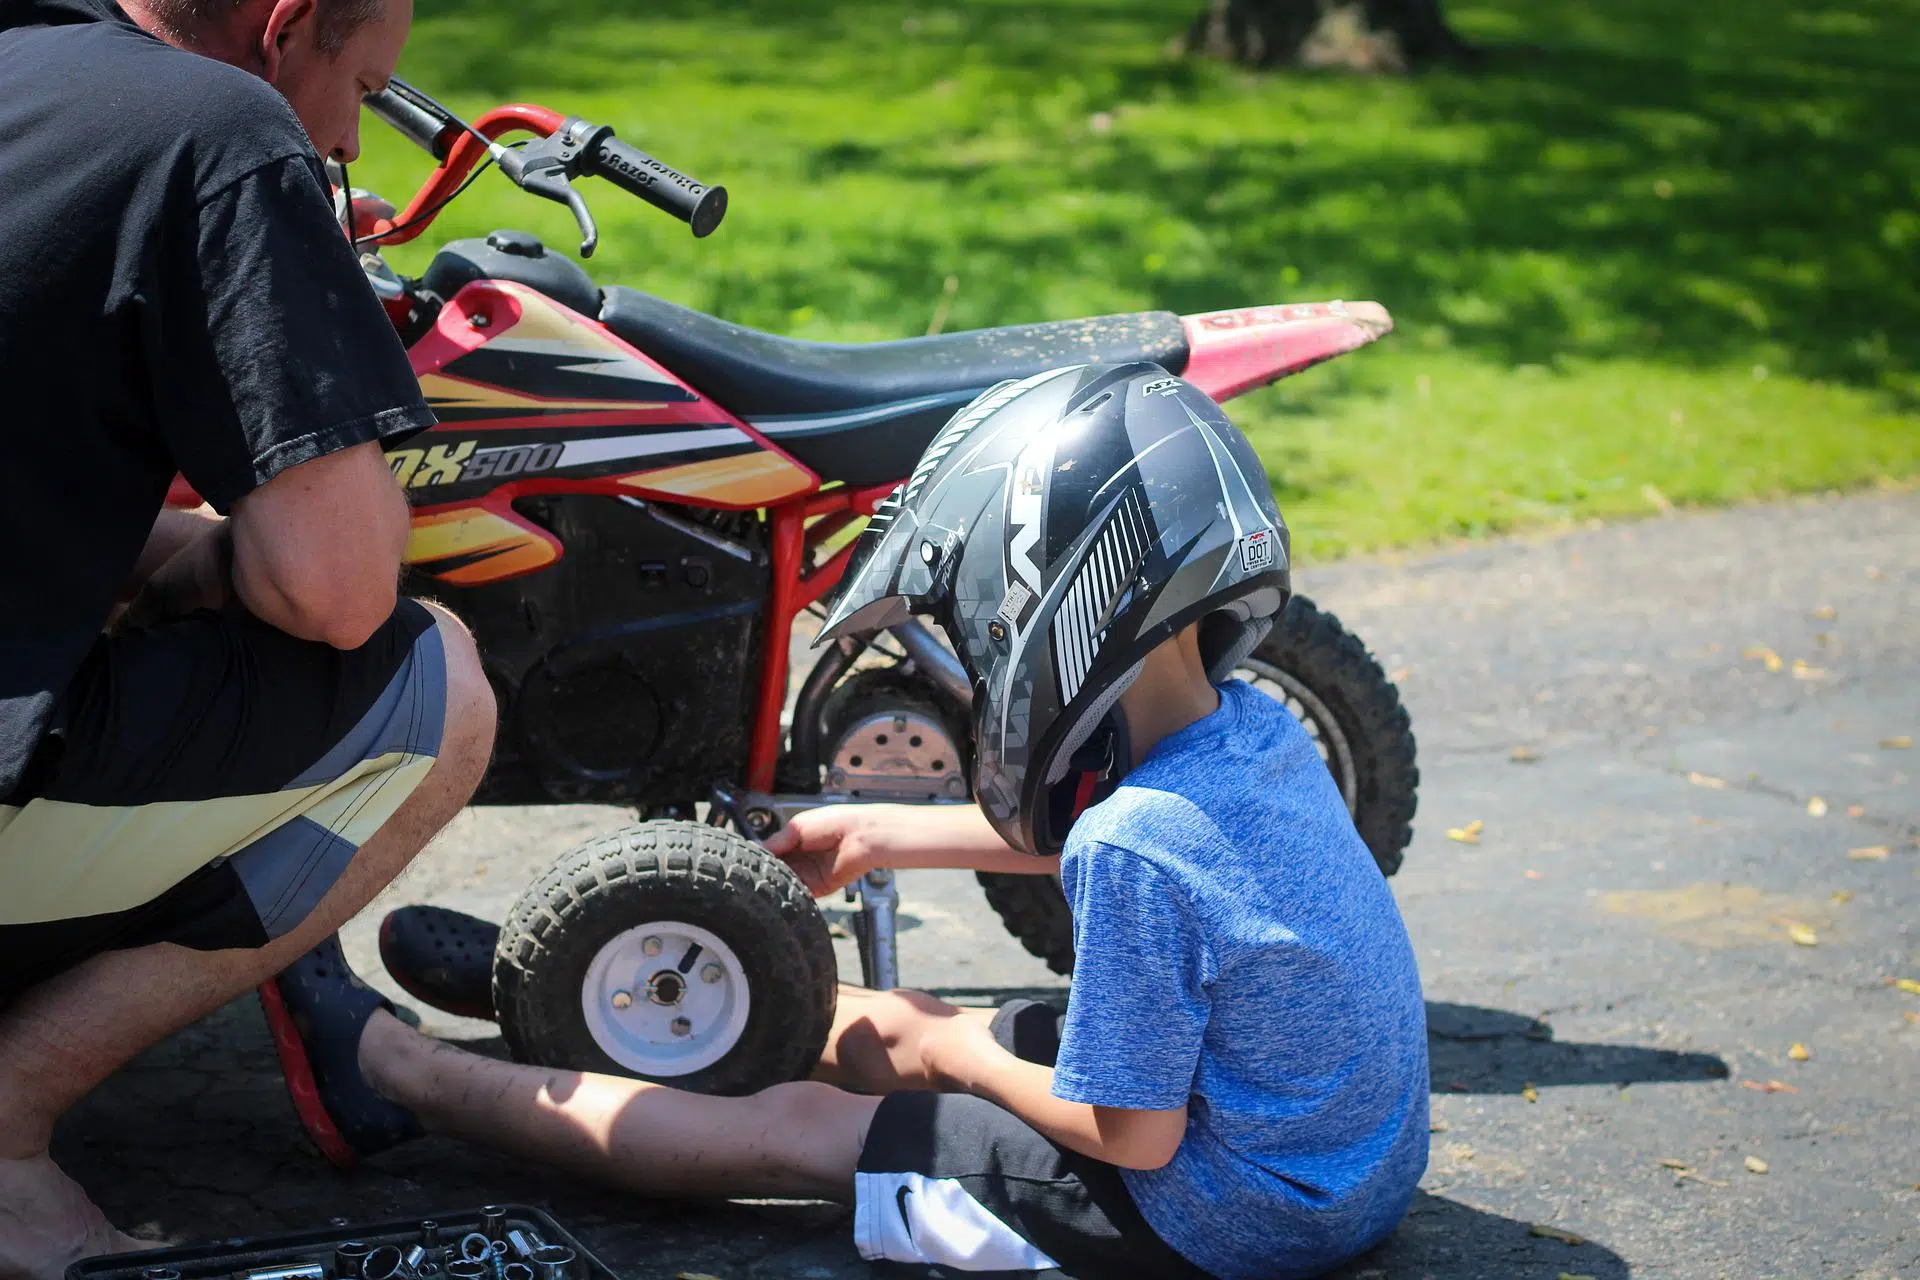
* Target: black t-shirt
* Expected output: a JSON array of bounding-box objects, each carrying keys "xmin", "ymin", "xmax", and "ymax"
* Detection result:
[{"xmin": 0, "ymin": 0, "xmax": 433, "ymax": 795}]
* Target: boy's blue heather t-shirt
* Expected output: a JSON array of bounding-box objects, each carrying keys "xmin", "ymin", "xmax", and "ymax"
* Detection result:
[{"xmin": 1053, "ymin": 679, "xmax": 1430, "ymax": 1280}]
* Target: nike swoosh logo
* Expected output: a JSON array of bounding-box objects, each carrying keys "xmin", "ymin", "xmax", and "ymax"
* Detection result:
[{"xmin": 896, "ymin": 1184, "xmax": 915, "ymax": 1243}]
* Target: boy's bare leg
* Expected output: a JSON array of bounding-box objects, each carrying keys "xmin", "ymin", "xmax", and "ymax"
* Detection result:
[
  {"xmin": 0, "ymin": 608, "xmax": 495, "ymax": 1280},
  {"xmin": 359, "ymin": 1013, "xmax": 878, "ymax": 1201},
  {"xmin": 812, "ymin": 985, "xmax": 998, "ymax": 1094}
]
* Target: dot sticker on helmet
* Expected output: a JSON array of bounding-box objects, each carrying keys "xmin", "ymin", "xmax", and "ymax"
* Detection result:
[
  {"xmin": 1240, "ymin": 528, "xmax": 1276, "ymax": 573},
  {"xmin": 995, "ymin": 582, "xmax": 1034, "ymax": 631}
]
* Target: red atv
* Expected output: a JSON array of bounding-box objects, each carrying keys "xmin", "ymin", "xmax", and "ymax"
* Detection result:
[{"xmin": 192, "ymin": 80, "xmax": 1418, "ymax": 1095}]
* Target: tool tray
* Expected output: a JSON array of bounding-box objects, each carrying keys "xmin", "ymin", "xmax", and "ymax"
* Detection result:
[{"xmin": 67, "ymin": 1206, "xmax": 616, "ymax": 1280}]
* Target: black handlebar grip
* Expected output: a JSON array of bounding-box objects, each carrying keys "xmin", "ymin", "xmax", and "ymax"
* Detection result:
[
  {"xmin": 363, "ymin": 86, "xmax": 455, "ymax": 160},
  {"xmin": 588, "ymin": 134, "xmax": 728, "ymax": 238}
]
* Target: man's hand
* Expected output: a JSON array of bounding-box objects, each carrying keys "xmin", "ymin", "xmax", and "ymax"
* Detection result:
[{"xmin": 117, "ymin": 519, "xmax": 234, "ymax": 631}]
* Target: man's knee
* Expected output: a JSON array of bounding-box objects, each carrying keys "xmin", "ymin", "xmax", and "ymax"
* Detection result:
[{"xmin": 417, "ymin": 601, "xmax": 496, "ymax": 784}]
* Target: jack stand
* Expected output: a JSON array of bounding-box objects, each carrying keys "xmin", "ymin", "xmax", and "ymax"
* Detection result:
[{"xmin": 849, "ymin": 869, "xmax": 900, "ymax": 990}]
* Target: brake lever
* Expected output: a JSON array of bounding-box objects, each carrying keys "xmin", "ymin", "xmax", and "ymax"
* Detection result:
[{"xmin": 496, "ymin": 140, "xmax": 600, "ymax": 258}]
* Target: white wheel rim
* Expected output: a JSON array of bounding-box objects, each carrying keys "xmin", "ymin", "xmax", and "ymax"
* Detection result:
[{"xmin": 581, "ymin": 921, "xmax": 751, "ymax": 1076}]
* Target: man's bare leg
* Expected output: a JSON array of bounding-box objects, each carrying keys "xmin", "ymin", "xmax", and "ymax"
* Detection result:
[
  {"xmin": 359, "ymin": 1013, "xmax": 879, "ymax": 1201},
  {"xmin": 0, "ymin": 608, "xmax": 496, "ymax": 1280}
]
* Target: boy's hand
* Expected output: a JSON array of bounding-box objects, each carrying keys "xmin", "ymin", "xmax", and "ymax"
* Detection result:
[
  {"xmin": 918, "ymin": 1011, "xmax": 1005, "ymax": 1092},
  {"xmin": 764, "ymin": 805, "xmax": 898, "ymax": 896}
]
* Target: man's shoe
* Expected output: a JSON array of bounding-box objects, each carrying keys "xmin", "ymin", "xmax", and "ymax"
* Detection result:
[
  {"xmin": 377, "ymin": 905, "xmax": 500, "ymax": 1022},
  {"xmin": 261, "ymin": 935, "xmax": 423, "ymax": 1169}
]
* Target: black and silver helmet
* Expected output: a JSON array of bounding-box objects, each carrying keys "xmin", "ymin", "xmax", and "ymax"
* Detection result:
[{"xmin": 818, "ymin": 363, "xmax": 1290, "ymax": 854}]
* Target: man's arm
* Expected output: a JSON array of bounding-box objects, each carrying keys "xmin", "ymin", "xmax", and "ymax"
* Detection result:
[
  {"xmin": 923, "ymin": 1017, "xmax": 1186, "ymax": 1171},
  {"xmin": 229, "ymin": 441, "xmax": 411, "ymax": 648},
  {"xmin": 766, "ymin": 803, "xmax": 1057, "ymax": 896}
]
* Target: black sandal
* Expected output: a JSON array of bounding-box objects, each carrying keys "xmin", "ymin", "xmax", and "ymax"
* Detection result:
[
  {"xmin": 377, "ymin": 904, "xmax": 501, "ymax": 1022},
  {"xmin": 262, "ymin": 934, "xmax": 422, "ymax": 1169}
]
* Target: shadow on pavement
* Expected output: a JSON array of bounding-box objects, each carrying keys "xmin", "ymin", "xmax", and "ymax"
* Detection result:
[
  {"xmin": 1426, "ymin": 1001, "xmax": 1729, "ymax": 1095},
  {"xmin": 1327, "ymin": 1191, "xmax": 1630, "ymax": 1280}
]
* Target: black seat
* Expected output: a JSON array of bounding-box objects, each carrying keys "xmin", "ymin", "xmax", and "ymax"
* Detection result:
[{"xmin": 599, "ymin": 286, "xmax": 1190, "ymax": 487}]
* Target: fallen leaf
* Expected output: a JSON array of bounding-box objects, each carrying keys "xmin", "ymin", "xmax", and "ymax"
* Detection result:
[
  {"xmin": 1528, "ymin": 1224, "xmax": 1586, "ymax": 1245},
  {"xmin": 1658, "ymin": 1157, "xmax": 1689, "ymax": 1170},
  {"xmin": 1642, "ymin": 482, "xmax": 1673, "ymax": 512},
  {"xmin": 1524, "ymin": 869, "xmax": 1543, "ymax": 880},
  {"xmin": 1847, "ymin": 804, "xmax": 1865, "ymax": 818},
  {"xmin": 1387, "ymin": 666, "xmax": 1411, "ymax": 683},
  {"xmin": 1881, "ymin": 736, "xmax": 1913, "ymax": 750},
  {"xmin": 1511, "ymin": 745, "xmax": 1540, "ymax": 763},
  {"xmin": 1429, "ymin": 1119, "xmax": 1451, "ymax": 1133},
  {"xmin": 1905, "ymin": 1011, "xmax": 1920, "ymax": 1024},
  {"xmin": 1813, "ymin": 605, "xmax": 1837, "ymax": 620},
  {"xmin": 1792, "ymin": 659, "xmax": 1826, "ymax": 680},
  {"xmin": 1446, "ymin": 1142, "xmax": 1476, "ymax": 1162},
  {"xmin": 1831, "ymin": 890, "xmax": 1855, "ymax": 905},
  {"xmin": 1523, "ymin": 1082, "xmax": 1539, "ymax": 1102},
  {"xmin": 1742, "ymin": 645, "xmax": 1783, "ymax": 672},
  {"xmin": 1446, "ymin": 819, "xmax": 1484, "ymax": 845},
  {"xmin": 1688, "ymin": 771, "xmax": 1727, "ymax": 789},
  {"xmin": 1894, "ymin": 978, "xmax": 1920, "ymax": 995},
  {"xmin": 1807, "ymin": 795, "xmax": 1828, "ymax": 816},
  {"xmin": 1767, "ymin": 915, "xmax": 1818, "ymax": 946},
  {"xmin": 1739, "ymin": 1079, "xmax": 1798, "ymax": 1094},
  {"xmin": 1745, "ymin": 1156, "xmax": 1769, "ymax": 1175},
  {"xmin": 1558, "ymin": 1274, "xmax": 1598, "ymax": 1280},
  {"xmin": 1788, "ymin": 1042, "xmax": 1811, "ymax": 1061},
  {"xmin": 1850, "ymin": 845, "xmax": 1890, "ymax": 861}
]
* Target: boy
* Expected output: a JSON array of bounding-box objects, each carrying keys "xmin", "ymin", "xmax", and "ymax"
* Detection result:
[{"xmin": 276, "ymin": 364, "xmax": 1430, "ymax": 1279}]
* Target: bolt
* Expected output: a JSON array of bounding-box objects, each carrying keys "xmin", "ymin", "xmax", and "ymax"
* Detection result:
[
  {"xmin": 469, "ymin": 312, "xmax": 492, "ymax": 329},
  {"xmin": 611, "ymin": 990, "xmax": 633, "ymax": 1010},
  {"xmin": 701, "ymin": 964, "xmax": 724, "ymax": 985},
  {"xmin": 746, "ymin": 808, "xmax": 773, "ymax": 834},
  {"xmin": 641, "ymin": 935, "xmax": 663, "ymax": 957},
  {"xmin": 670, "ymin": 1017, "xmax": 692, "ymax": 1037},
  {"xmin": 828, "ymin": 768, "xmax": 847, "ymax": 788}
]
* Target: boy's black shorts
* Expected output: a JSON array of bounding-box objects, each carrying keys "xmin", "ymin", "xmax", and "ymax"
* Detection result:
[
  {"xmin": 0, "ymin": 603, "xmax": 447, "ymax": 1009},
  {"xmin": 854, "ymin": 999, "xmax": 1210, "ymax": 1279}
]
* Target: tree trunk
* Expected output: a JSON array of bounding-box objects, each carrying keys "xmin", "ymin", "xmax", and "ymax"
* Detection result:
[{"xmin": 1181, "ymin": 0, "xmax": 1476, "ymax": 71}]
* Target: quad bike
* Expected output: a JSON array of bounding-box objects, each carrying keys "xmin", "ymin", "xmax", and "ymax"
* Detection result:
[{"xmin": 182, "ymin": 80, "xmax": 1417, "ymax": 1096}]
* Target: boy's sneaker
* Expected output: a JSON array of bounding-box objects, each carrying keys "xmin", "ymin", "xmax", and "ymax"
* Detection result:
[
  {"xmin": 261, "ymin": 934, "xmax": 422, "ymax": 1168},
  {"xmin": 377, "ymin": 904, "xmax": 500, "ymax": 1021}
]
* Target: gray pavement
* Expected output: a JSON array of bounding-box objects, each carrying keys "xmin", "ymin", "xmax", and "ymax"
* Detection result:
[{"xmin": 55, "ymin": 489, "xmax": 1919, "ymax": 1279}]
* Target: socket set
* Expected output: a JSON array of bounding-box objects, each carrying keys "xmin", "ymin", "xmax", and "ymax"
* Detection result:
[{"xmin": 67, "ymin": 1207, "xmax": 615, "ymax": 1280}]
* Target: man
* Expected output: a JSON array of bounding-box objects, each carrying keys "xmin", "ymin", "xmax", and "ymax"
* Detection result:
[{"xmin": 0, "ymin": 0, "xmax": 496, "ymax": 1275}]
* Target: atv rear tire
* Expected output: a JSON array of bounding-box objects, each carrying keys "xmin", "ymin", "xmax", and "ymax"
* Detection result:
[
  {"xmin": 977, "ymin": 594, "xmax": 1418, "ymax": 975},
  {"xmin": 493, "ymin": 821, "xmax": 837, "ymax": 1095}
]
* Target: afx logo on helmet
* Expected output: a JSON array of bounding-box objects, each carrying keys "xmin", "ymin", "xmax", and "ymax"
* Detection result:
[{"xmin": 819, "ymin": 362, "xmax": 1290, "ymax": 855}]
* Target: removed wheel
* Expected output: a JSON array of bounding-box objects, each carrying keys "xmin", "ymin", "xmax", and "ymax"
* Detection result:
[
  {"xmin": 978, "ymin": 593, "xmax": 1419, "ymax": 974},
  {"xmin": 493, "ymin": 820, "xmax": 837, "ymax": 1095}
]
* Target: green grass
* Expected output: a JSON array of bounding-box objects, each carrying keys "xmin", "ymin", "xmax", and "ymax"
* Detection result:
[{"xmin": 356, "ymin": 0, "xmax": 1920, "ymax": 560}]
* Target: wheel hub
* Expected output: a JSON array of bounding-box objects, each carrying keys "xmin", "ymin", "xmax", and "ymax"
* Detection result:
[
  {"xmin": 826, "ymin": 708, "xmax": 966, "ymax": 801},
  {"xmin": 581, "ymin": 921, "xmax": 751, "ymax": 1076}
]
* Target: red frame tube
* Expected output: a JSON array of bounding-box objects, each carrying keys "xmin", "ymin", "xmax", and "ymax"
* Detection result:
[
  {"xmin": 747, "ymin": 483, "xmax": 898, "ymax": 790},
  {"xmin": 360, "ymin": 104, "xmax": 567, "ymax": 247}
]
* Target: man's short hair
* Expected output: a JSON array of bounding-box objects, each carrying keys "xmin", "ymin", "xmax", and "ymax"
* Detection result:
[{"xmin": 146, "ymin": 0, "xmax": 385, "ymax": 55}]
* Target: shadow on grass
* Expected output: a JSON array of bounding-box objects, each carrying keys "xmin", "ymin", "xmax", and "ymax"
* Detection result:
[{"xmin": 392, "ymin": 0, "xmax": 1918, "ymax": 404}]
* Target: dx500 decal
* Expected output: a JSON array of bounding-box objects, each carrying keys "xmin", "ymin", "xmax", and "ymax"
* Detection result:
[{"xmin": 389, "ymin": 441, "xmax": 563, "ymax": 489}]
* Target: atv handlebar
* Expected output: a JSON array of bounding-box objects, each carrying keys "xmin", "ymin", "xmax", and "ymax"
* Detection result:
[
  {"xmin": 571, "ymin": 122, "xmax": 728, "ymax": 239},
  {"xmin": 358, "ymin": 78, "xmax": 728, "ymax": 249}
]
